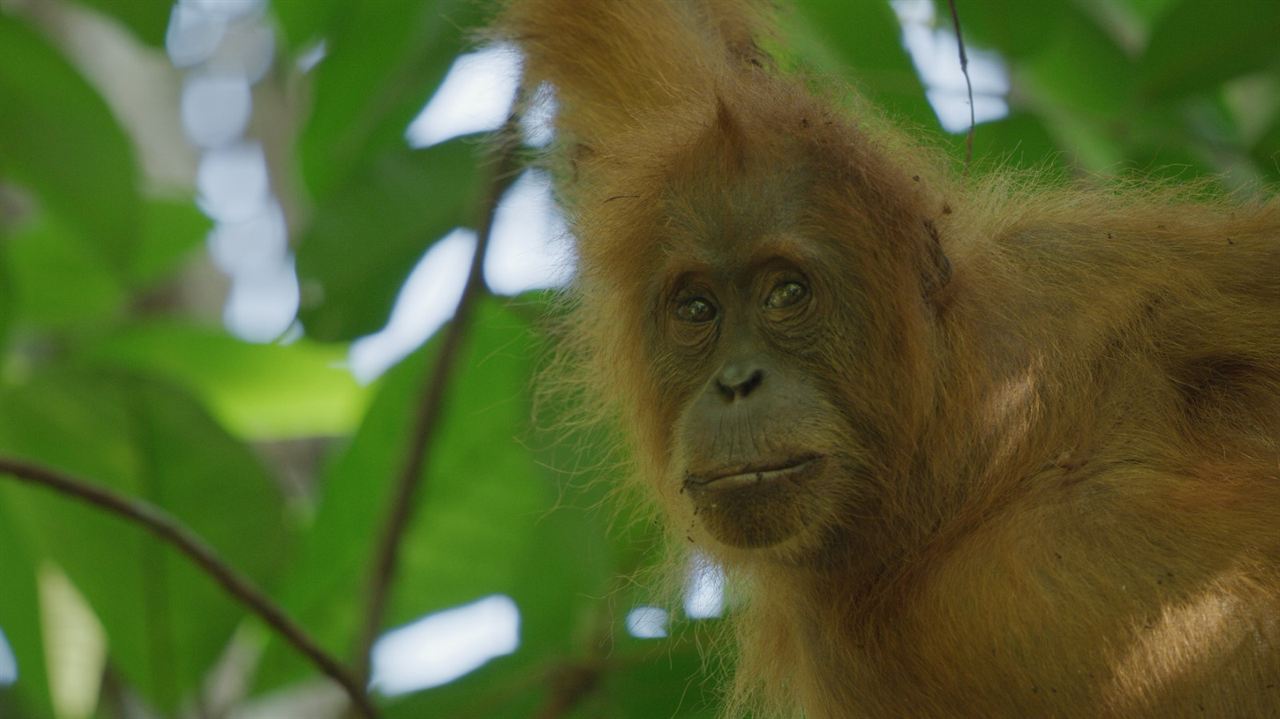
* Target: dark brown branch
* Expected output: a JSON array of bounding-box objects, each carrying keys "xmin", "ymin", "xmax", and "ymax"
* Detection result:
[
  {"xmin": 947, "ymin": 0, "xmax": 976, "ymax": 173},
  {"xmin": 0, "ymin": 456, "xmax": 378, "ymax": 719},
  {"xmin": 350, "ymin": 113, "xmax": 526, "ymax": 685}
]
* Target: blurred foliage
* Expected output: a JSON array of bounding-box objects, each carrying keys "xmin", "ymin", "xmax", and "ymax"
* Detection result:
[{"xmin": 0, "ymin": 0, "xmax": 1277, "ymax": 717}]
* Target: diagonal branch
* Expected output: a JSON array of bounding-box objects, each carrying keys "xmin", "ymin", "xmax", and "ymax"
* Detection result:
[
  {"xmin": 0, "ymin": 456, "xmax": 378, "ymax": 719},
  {"xmin": 351, "ymin": 112, "xmax": 526, "ymax": 686}
]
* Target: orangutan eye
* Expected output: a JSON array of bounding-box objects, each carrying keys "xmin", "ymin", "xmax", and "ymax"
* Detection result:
[
  {"xmin": 765, "ymin": 281, "xmax": 807, "ymax": 309},
  {"xmin": 676, "ymin": 297, "xmax": 717, "ymax": 323}
]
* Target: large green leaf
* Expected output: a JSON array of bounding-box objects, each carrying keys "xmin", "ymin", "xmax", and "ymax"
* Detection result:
[
  {"xmin": 257, "ymin": 299, "xmax": 548, "ymax": 688},
  {"xmin": 68, "ymin": 0, "xmax": 172, "ymax": 47},
  {"xmin": 377, "ymin": 300, "xmax": 617, "ymax": 630},
  {"xmin": 1138, "ymin": 0, "xmax": 1280, "ymax": 101},
  {"xmin": 592, "ymin": 639, "xmax": 724, "ymax": 719},
  {"xmin": 378, "ymin": 448, "xmax": 625, "ymax": 711},
  {"xmin": 0, "ymin": 371, "xmax": 287, "ymax": 712},
  {"xmin": 272, "ymin": 0, "xmax": 341, "ymax": 53},
  {"xmin": 298, "ymin": 0, "xmax": 490, "ymax": 200},
  {"xmin": 296, "ymin": 138, "xmax": 483, "ymax": 341},
  {"xmin": 1122, "ymin": 97, "xmax": 1236, "ymax": 180},
  {"xmin": 374, "ymin": 300, "xmax": 696, "ymax": 716},
  {"xmin": 1253, "ymin": 116, "xmax": 1280, "ymax": 183},
  {"xmin": 382, "ymin": 633, "xmax": 722, "ymax": 719},
  {"xmin": 0, "ymin": 234, "xmax": 12, "ymax": 354},
  {"xmin": 382, "ymin": 652, "xmax": 542, "ymax": 718},
  {"xmin": 1024, "ymin": 9, "xmax": 1135, "ymax": 115},
  {"xmin": 5, "ymin": 208, "xmax": 126, "ymax": 328},
  {"xmin": 0, "ymin": 14, "xmax": 141, "ymax": 276},
  {"xmin": 0, "ymin": 496, "xmax": 54, "ymax": 719},
  {"xmin": 83, "ymin": 322, "xmax": 369, "ymax": 440},
  {"xmin": 1122, "ymin": 0, "xmax": 1179, "ymax": 24},
  {"xmin": 385, "ymin": 610, "xmax": 728, "ymax": 717},
  {"xmin": 131, "ymin": 198, "xmax": 211, "ymax": 286},
  {"xmin": 4, "ymin": 198, "xmax": 206, "ymax": 329},
  {"xmin": 1017, "ymin": 9, "xmax": 1135, "ymax": 172}
]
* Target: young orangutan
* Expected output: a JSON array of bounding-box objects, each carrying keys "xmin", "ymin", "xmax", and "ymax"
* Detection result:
[{"xmin": 496, "ymin": 1, "xmax": 1280, "ymax": 716}]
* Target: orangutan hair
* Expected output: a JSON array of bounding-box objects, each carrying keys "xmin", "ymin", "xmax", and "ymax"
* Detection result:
[{"xmin": 496, "ymin": 1, "xmax": 1280, "ymax": 716}]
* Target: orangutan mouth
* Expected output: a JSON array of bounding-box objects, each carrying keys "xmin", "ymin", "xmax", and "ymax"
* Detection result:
[{"xmin": 685, "ymin": 455, "xmax": 824, "ymax": 490}]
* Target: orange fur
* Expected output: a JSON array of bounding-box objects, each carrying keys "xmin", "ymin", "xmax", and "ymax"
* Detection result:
[{"xmin": 497, "ymin": 2, "xmax": 1280, "ymax": 716}]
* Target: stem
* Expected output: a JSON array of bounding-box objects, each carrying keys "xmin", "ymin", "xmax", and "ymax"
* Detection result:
[
  {"xmin": 947, "ymin": 0, "xmax": 976, "ymax": 173},
  {"xmin": 0, "ymin": 457, "xmax": 378, "ymax": 719}
]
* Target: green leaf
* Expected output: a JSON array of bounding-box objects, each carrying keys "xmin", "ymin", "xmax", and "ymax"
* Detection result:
[
  {"xmin": 783, "ymin": 0, "xmax": 938, "ymax": 131},
  {"xmin": 370, "ymin": 298, "xmax": 679, "ymax": 715},
  {"xmin": 257, "ymin": 299, "xmax": 583, "ymax": 691},
  {"xmin": 594, "ymin": 639, "xmax": 724, "ymax": 718},
  {"xmin": 0, "ymin": 14, "xmax": 141, "ymax": 275},
  {"xmin": 6, "ymin": 208, "xmax": 126, "ymax": 328},
  {"xmin": 82, "ymin": 322, "xmax": 369, "ymax": 440},
  {"xmin": 377, "ymin": 433, "xmax": 618, "ymax": 715},
  {"xmin": 131, "ymin": 199, "xmax": 211, "ymax": 286},
  {"xmin": 296, "ymin": 139, "xmax": 484, "ymax": 341},
  {"xmin": 0, "ymin": 371, "xmax": 287, "ymax": 711},
  {"xmin": 68, "ymin": 0, "xmax": 172, "ymax": 47},
  {"xmin": 1121, "ymin": 98, "xmax": 1236, "ymax": 180},
  {"xmin": 0, "ymin": 496, "xmax": 55, "ymax": 719},
  {"xmin": 1024, "ymin": 9, "xmax": 1135, "ymax": 113},
  {"xmin": 1252, "ymin": 117, "xmax": 1280, "ymax": 182},
  {"xmin": 385, "ymin": 617, "xmax": 728, "ymax": 717},
  {"xmin": 381, "ymin": 304, "xmax": 587, "ymax": 626},
  {"xmin": 5, "ymin": 197, "xmax": 205, "ymax": 329},
  {"xmin": 382, "ymin": 653, "xmax": 542, "ymax": 718},
  {"xmin": 272, "ymin": 0, "xmax": 341, "ymax": 53},
  {"xmin": 1121, "ymin": 0, "xmax": 1179, "ymax": 24},
  {"xmin": 1017, "ymin": 10, "xmax": 1135, "ymax": 172},
  {"xmin": 1138, "ymin": 0, "xmax": 1280, "ymax": 101},
  {"xmin": 298, "ymin": 0, "xmax": 490, "ymax": 199},
  {"xmin": 0, "ymin": 235, "xmax": 12, "ymax": 353}
]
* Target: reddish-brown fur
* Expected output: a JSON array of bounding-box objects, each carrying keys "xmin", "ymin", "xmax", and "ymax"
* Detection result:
[{"xmin": 497, "ymin": 1, "xmax": 1280, "ymax": 716}]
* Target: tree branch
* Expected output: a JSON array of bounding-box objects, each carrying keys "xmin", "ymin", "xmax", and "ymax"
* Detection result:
[
  {"xmin": 0, "ymin": 456, "xmax": 378, "ymax": 719},
  {"xmin": 351, "ymin": 114, "xmax": 526, "ymax": 685},
  {"xmin": 947, "ymin": 0, "xmax": 976, "ymax": 173}
]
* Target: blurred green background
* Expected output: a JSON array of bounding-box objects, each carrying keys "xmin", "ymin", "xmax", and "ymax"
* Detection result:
[{"xmin": 0, "ymin": 0, "xmax": 1277, "ymax": 717}]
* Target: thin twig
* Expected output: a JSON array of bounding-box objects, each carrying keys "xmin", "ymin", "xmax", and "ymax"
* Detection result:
[
  {"xmin": 350, "ymin": 112, "xmax": 526, "ymax": 685},
  {"xmin": 0, "ymin": 456, "xmax": 378, "ymax": 719},
  {"xmin": 947, "ymin": 0, "xmax": 976, "ymax": 173}
]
